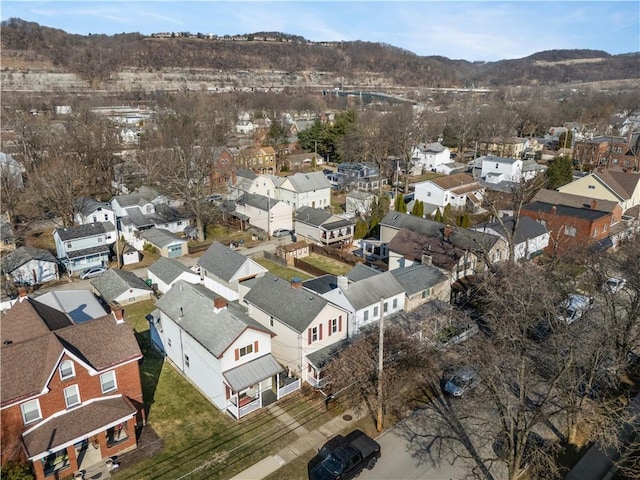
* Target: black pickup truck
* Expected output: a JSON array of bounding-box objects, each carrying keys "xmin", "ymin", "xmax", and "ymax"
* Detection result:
[{"xmin": 308, "ymin": 429, "xmax": 381, "ymax": 480}]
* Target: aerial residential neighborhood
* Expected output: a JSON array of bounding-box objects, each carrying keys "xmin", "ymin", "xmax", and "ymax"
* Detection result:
[{"xmin": 1, "ymin": 13, "xmax": 640, "ymax": 480}]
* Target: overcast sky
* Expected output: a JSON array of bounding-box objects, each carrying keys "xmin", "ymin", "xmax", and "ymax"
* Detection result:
[{"xmin": 2, "ymin": 1, "xmax": 638, "ymax": 61}]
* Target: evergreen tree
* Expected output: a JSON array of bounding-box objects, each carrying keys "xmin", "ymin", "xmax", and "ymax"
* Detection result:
[
  {"xmin": 443, "ymin": 203, "xmax": 453, "ymax": 224},
  {"xmin": 394, "ymin": 194, "xmax": 407, "ymax": 213},
  {"xmin": 434, "ymin": 209, "xmax": 443, "ymax": 222},
  {"xmin": 546, "ymin": 155, "xmax": 574, "ymax": 189},
  {"xmin": 461, "ymin": 212, "xmax": 471, "ymax": 228},
  {"xmin": 354, "ymin": 220, "xmax": 368, "ymax": 239}
]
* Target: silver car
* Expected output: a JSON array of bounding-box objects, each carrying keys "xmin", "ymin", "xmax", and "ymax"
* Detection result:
[{"xmin": 444, "ymin": 368, "xmax": 479, "ymax": 397}]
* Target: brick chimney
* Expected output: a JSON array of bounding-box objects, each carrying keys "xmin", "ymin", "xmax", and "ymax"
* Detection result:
[
  {"xmin": 17, "ymin": 288, "xmax": 28, "ymax": 303},
  {"xmin": 590, "ymin": 199, "xmax": 597, "ymax": 209},
  {"xmin": 214, "ymin": 297, "xmax": 228, "ymax": 311},
  {"xmin": 337, "ymin": 275, "xmax": 349, "ymax": 290},
  {"xmin": 291, "ymin": 277, "xmax": 303, "ymax": 289},
  {"xmin": 443, "ymin": 225, "xmax": 453, "ymax": 242},
  {"xmin": 422, "ymin": 253, "xmax": 432, "ymax": 265},
  {"xmin": 110, "ymin": 305, "xmax": 125, "ymax": 324},
  {"xmin": 551, "ymin": 205, "xmax": 557, "ymax": 215}
]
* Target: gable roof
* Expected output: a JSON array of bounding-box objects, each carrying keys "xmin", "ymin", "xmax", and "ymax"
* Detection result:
[
  {"xmin": 387, "ymin": 228, "xmax": 467, "ymax": 270},
  {"xmin": 391, "ymin": 264, "xmax": 447, "ymax": 296},
  {"xmin": 481, "ymin": 155, "xmax": 521, "ymax": 165},
  {"xmin": 148, "ymin": 257, "xmax": 192, "ymax": 284},
  {"xmin": 522, "ymin": 202, "xmax": 611, "ymax": 221},
  {"xmin": 594, "ymin": 170, "xmax": 640, "ymax": 200},
  {"xmin": 346, "ymin": 264, "xmax": 381, "ymax": 282},
  {"xmin": 244, "ymin": 273, "xmax": 331, "ymax": 333},
  {"xmin": 295, "ymin": 206, "xmax": 333, "ymax": 227},
  {"xmin": 1, "ymin": 301, "xmax": 141, "ymax": 405},
  {"xmin": 472, "ymin": 215, "xmax": 549, "ymax": 244},
  {"xmin": 32, "ymin": 290, "xmax": 108, "ymax": 324},
  {"xmin": 90, "ymin": 269, "xmax": 152, "ymax": 302},
  {"xmin": 283, "ymin": 171, "xmax": 331, "ymax": 193},
  {"xmin": 531, "ymin": 189, "xmax": 618, "ymax": 213},
  {"xmin": 2, "ymin": 246, "xmax": 57, "ymax": 272},
  {"xmin": 111, "ymin": 187, "xmax": 160, "ymax": 208},
  {"xmin": 237, "ymin": 192, "xmax": 275, "ymax": 211},
  {"xmin": 198, "ymin": 242, "xmax": 256, "ymax": 282},
  {"xmin": 341, "ymin": 271, "xmax": 405, "ymax": 310},
  {"xmin": 54, "ymin": 222, "xmax": 106, "ymax": 241},
  {"xmin": 74, "ymin": 197, "xmax": 113, "ymax": 217},
  {"xmin": 140, "ymin": 227, "xmax": 185, "ymax": 248},
  {"xmin": 156, "ymin": 281, "xmax": 271, "ymax": 358}
]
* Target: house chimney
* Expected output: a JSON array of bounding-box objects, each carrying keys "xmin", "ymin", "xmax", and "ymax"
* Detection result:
[
  {"xmin": 291, "ymin": 277, "xmax": 303, "ymax": 289},
  {"xmin": 18, "ymin": 288, "xmax": 28, "ymax": 302},
  {"xmin": 214, "ymin": 297, "xmax": 227, "ymax": 311},
  {"xmin": 551, "ymin": 205, "xmax": 557, "ymax": 215},
  {"xmin": 443, "ymin": 225, "xmax": 453, "ymax": 241},
  {"xmin": 421, "ymin": 253, "xmax": 432, "ymax": 265},
  {"xmin": 337, "ymin": 275, "xmax": 349, "ymax": 290},
  {"xmin": 590, "ymin": 199, "xmax": 597, "ymax": 209},
  {"xmin": 110, "ymin": 305, "xmax": 125, "ymax": 324}
]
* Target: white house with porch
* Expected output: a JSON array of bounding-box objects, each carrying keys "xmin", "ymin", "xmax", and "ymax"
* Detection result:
[
  {"xmin": 53, "ymin": 223, "xmax": 111, "ymax": 274},
  {"xmin": 150, "ymin": 281, "xmax": 299, "ymax": 419}
]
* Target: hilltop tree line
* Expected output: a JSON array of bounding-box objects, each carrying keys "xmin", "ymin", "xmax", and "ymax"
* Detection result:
[{"xmin": 2, "ymin": 18, "xmax": 639, "ymax": 87}]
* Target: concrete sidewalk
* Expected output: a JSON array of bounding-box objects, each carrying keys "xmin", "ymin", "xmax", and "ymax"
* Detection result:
[{"xmin": 229, "ymin": 407, "xmax": 366, "ymax": 480}]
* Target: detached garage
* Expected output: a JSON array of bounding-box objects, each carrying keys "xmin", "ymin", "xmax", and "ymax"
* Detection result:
[{"xmin": 140, "ymin": 227, "xmax": 188, "ymax": 258}]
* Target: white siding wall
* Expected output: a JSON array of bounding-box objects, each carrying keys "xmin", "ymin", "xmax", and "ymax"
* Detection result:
[
  {"xmin": 113, "ymin": 288, "xmax": 153, "ymax": 304},
  {"xmin": 203, "ymin": 276, "xmax": 239, "ymax": 301},
  {"xmin": 220, "ymin": 329, "xmax": 272, "ymax": 372},
  {"xmin": 10, "ymin": 260, "xmax": 58, "ymax": 285},
  {"xmin": 414, "ymin": 182, "xmax": 446, "ymax": 208}
]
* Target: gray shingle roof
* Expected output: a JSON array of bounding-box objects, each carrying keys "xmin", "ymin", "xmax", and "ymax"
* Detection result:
[
  {"xmin": 237, "ymin": 192, "xmax": 273, "ymax": 211},
  {"xmin": 341, "ymin": 271, "xmax": 405, "ymax": 310},
  {"xmin": 2, "ymin": 246, "xmax": 57, "ymax": 272},
  {"xmin": 75, "ymin": 197, "xmax": 113, "ymax": 217},
  {"xmin": 223, "ymin": 353, "xmax": 283, "ymax": 391},
  {"xmin": 156, "ymin": 281, "xmax": 271, "ymax": 358},
  {"xmin": 90, "ymin": 268, "xmax": 152, "ymax": 302},
  {"xmin": 140, "ymin": 227, "xmax": 185, "ymax": 248},
  {"xmin": 66, "ymin": 245, "xmax": 111, "ymax": 260},
  {"xmin": 244, "ymin": 273, "xmax": 330, "ymax": 333},
  {"xmin": 346, "ymin": 264, "xmax": 381, "ymax": 282},
  {"xmin": 55, "ymin": 222, "xmax": 106, "ymax": 241},
  {"xmin": 295, "ymin": 206, "xmax": 333, "ymax": 227},
  {"xmin": 391, "ymin": 264, "xmax": 446, "ymax": 296},
  {"xmin": 284, "ymin": 171, "xmax": 331, "ymax": 193},
  {"xmin": 198, "ymin": 242, "xmax": 249, "ymax": 282},
  {"xmin": 472, "ymin": 215, "xmax": 548, "ymax": 244},
  {"xmin": 147, "ymin": 257, "xmax": 192, "ymax": 284},
  {"xmin": 303, "ymin": 274, "xmax": 338, "ymax": 294},
  {"xmin": 111, "ymin": 187, "xmax": 160, "ymax": 208}
]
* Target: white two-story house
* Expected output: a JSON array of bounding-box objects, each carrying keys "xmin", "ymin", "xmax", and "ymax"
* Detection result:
[
  {"xmin": 243, "ymin": 274, "xmax": 349, "ymax": 388},
  {"xmin": 411, "ymin": 142, "xmax": 451, "ymax": 175},
  {"xmin": 150, "ymin": 281, "xmax": 299, "ymax": 419},
  {"xmin": 53, "ymin": 223, "xmax": 111, "ymax": 274},
  {"xmin": 414, "ymin": 173, "xmax": 484, "ymax": 213},
  {"xmin": 277, "ymin": 171, "xmax": 331, "ymax": 210},
  {"xmin": 235, "ymin": 193, "xmax": 293, "ymax": 236},
  {"xmin": 74, "ymin": 198, "xmax": 117, "ymax": 245}
]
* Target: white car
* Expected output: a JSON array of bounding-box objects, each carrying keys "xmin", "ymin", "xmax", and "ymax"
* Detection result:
[
  {"xmin": 558, "ymin": 294, "xmax": 593, "ymax": 324},
  {"xmin": 80, "ymin": 267, "xmax": 107, "ymax": 279},
  {"xmin": 604, "ymin": 277, "xmax": 626, "ymax": 294},
  {"xmin": 443, "ymin": 368, "xmax": 479, "ymax": 397}
]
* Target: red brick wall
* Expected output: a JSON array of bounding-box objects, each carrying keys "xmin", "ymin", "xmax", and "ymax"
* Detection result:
[
  {"xmin": 1, "ymin": 355, "xmax": 144, "ymax": 468},
  {"xmin": 520, "ymin": 208, "xmax": 613, "ymax": 256}
]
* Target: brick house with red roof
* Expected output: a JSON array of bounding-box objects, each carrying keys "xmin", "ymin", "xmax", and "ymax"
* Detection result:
[{"xmin": 0, "ymin": 294, "xmax": 144, "ymax": 479}]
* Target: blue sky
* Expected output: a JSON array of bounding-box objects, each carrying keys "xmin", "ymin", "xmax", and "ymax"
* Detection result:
[{"xmin": 2, "ymin": 1, "xmax": 638, "ymax": 61}]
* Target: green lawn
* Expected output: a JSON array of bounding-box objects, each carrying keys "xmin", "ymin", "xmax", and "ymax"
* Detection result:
[
  {"xmin": 114, "ymin": 300, "xmax": 333, "ymax": 480},
  {"xmin": 255, "ymin": 258, "xmax": 313, "ymax": 281},
  {"xmin": 303, "ymin": 253, "xmax": 352, "ymax": 276}
]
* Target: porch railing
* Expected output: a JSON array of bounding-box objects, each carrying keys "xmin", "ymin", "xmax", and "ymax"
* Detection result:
[{"xmin": 277, "ymin": 378, "xmax": 301, "ymax": 399}]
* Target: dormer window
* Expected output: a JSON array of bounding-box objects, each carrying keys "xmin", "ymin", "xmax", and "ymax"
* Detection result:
[{"xmin": 59, "ymin": 360, "xmax": 75, "ymax": 380}]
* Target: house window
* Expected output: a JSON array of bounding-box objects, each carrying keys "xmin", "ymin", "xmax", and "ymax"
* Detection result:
[
  {"xmin": 239, "ymin": 344, "xmax": 254, "ymax": 357},
  {"xmin": 495, "ymin": 163, "xmax": 499, "ymax": 168},
  {"xmin": 311, "ymin": 327, "xmax": 319, "ymax": 343},
  {"xmin": 184, "ymin": 354, "xmax": 190, "ymax": 368},
  {"xmin": 270, "ymin": 316, "xmax": 274, "ymax": 327},
  {"xmin": 59, "ymin": 360, "xmax": 75, "ymax": 380},
  {"xmin": 373, "ymin": 306, "xmax": 379, "ymax": 317},
  {"xmin": 97, "ymin": 237, "xmax": 103, "ymax": 243},
  {"xmin": 421, "ymin": 288, "xmax": 431, "ymax": 299},
  {"xmin": 593, "ymin": 227, "xmax": 599, "ymax": 237},
  {"xmin": 20, "ymin": 399, "xmax": 42, "ymax": 425},
  {"xmin": 364, "ymin": 310, "xmax": 369, "ymax": 321},
  {"xmin": 383, "ymin": 302, "xmax": 388, "ymax": 313},
  {"xmin": 168, "ymin": 338, "xmax": 172, "ymax": 348},
  {"xmin": 104, "ymin": 214, "xmax": 108, "ymax": 221},
  {"xmin": 64, "ymin": 385, "xmax": 80, "ymax": 408},
  {"xmin": 66, "ymin": 242, "xmax": 72, "ymax": 249},
  {"xmin": 177, "ymin": 221, "xmax": 183, "ymax": 226},
  {"xmin": 100, "ymin": 371, "xmax": 117, "ymax": 393},
  {"xmin": 564, "ymin": 226, "xmax": 577, "ymax": 237},
  {"xmin": 330, "ymin": 318, "xmax": 338, "ymax": 334},
  {"xmin": 393, "ymin": 298, "xmax": 398, "ymax": 309},
  {"xmin": 427, "ymin": 191, "xmax": 431, "ymax": 197},
  {"xmin": 588, "ymin": 185, "xmax": 596, "ymax": 189}
]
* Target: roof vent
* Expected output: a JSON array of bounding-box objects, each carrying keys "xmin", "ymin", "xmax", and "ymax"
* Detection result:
[{"xmin": 3, "ymin": 340, "xmax": 13, "ymax": 345}]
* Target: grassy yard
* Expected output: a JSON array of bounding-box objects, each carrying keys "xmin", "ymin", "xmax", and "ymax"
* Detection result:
[
  {"xmin": 303, "ymin": 253, "xmax": 352, "ymax": 276},
  {"xmin": 114, "ymin": 300, "xmax": 333, "ymax": 480},
  {"xmin": 255, "ymin": 258, "xmax": 313, "ymax": 281}
]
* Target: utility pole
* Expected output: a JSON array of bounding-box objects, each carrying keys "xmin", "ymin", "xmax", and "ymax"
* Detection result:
[{"xmin": 376, "ymin": 297, "xmax": 384, "ymax": 432}]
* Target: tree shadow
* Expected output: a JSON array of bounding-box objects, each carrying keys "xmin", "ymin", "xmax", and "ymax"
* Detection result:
[{"xmin": 134, "ymin": 330, "xmax": 164, "ymax": 418}]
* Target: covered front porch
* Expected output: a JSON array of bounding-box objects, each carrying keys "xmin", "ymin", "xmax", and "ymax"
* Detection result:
[
  {"xmin": 223, "ymin": 354, "xmax": 301, "ymax": 419},
  {"xmin": 305, "ymin": 340, "xmax": 350, "ymax": 393},
  {"xmin": 65, "ymin": 246, "xmax": 111, "ymax": 274},
  {"xmin": 23, "ymin": 396, "xmax": 138, "ymax": 480}
]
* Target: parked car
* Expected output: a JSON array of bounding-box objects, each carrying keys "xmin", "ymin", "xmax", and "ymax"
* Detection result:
[
  {"xmin": 443, "ymin": 368, "xmax": 480, "ymax": 397},
  {"xmin": 272, "ymin": 228, "xmax": 292, "ymax": 237},
  {"xmin": 604, "ymin": 277, "xmax": 626, "ymax": 294},
  {"xmin": 557, "ymin": 294, "xmax": 593, "ymax": 324},
  {"xmin": 207, "ymin": 194, "xmax": 224, "ymax": 202},
  {"xmin": 308, "ymin": 429, "xmax": 381, "ymax": 480},
  {"xmin": 80, "ymin": 267, "xmax": 107, "ymax": 279}
]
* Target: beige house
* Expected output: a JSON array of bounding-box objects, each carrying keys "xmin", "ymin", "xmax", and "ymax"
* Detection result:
[
  {"xmin": 557, "ymin": 170, "xmax": 640, "ymax": 213},
  {"xmin": 140, "ymin": 227, "xmax": 188, "ymax": 258}
]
